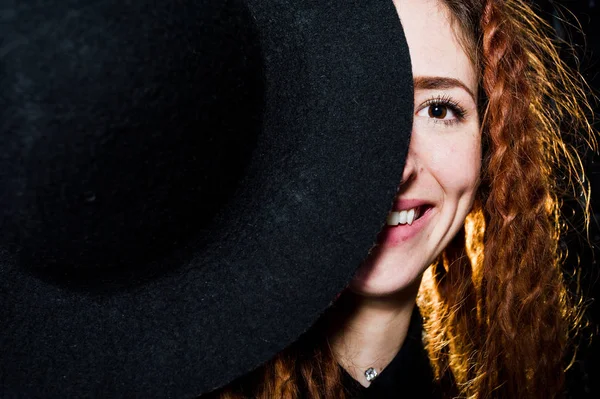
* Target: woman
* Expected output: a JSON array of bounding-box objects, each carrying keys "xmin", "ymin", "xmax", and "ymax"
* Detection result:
[{"xmin": 209, "ymin": 0, "xmax": 595, "ymax": 397}]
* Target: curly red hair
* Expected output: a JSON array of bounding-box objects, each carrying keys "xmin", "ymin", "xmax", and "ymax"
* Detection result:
[
  {"xmin": 421, "ymin": 0, "xmax": 594, "ymax": 397},
  {"xmin": 207, "ymin": 0, "xmax": 596, "ymax": 397}
]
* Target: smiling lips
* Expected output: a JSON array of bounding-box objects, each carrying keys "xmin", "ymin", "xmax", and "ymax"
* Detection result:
[
  {"xmin": 385, "ymin": 200, "xmax": 432, "ymax": 227},
  {"xmin": 377, "ymin": 201, "xmax": 433, "ymax": 246}
]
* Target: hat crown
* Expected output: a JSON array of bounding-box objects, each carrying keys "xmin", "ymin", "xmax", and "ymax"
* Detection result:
[
  {"xmin": 1, "ymin": 0, "xmax": 414, "ymax": 396},
  {"xmin": 0, "ymin": 0, "xmax": 262, "ymax": 280}
]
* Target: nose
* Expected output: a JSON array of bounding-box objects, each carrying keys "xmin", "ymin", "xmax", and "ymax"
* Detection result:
[{"xmin": 400, "ymin": 141, "xmax": 417, "ymax": 186}]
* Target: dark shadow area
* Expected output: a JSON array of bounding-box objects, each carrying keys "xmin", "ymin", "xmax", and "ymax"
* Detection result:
[
  {"xmin": 1, "ymin": 1, "xmax": 264, "ymax": 292},
  {"xmin": 536, "ymin": 1, "xmax": 600, "ymax": 397}
]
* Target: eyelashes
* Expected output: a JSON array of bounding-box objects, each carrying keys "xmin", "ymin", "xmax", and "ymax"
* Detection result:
[{"xmin": 417, "ymin": 94, "xmax": 468, "ymax": 127}]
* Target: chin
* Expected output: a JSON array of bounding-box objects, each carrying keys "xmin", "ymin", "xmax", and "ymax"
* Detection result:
[
  {"xmin": 348, "ymin": 251, "xmax": 427, "ymax": 298},
  {"xmin": 348, "ymin": 275, "xmax": 421, "ymax": 298}
]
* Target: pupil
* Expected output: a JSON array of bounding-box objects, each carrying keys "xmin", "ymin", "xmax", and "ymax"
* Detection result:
[{"xmin": 429, "ymin": 105, "xmax": 447, "ymax": 119}]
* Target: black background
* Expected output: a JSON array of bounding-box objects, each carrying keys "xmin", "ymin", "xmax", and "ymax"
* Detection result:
[{"xmin": 536, "ymin": 1, "xmax": 600, "ymax": 397}]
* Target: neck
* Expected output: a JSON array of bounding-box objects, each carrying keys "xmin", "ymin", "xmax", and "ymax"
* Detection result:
[{"xmin": 327, "ymin": 280, "xmax": 420, "ymax": 387}]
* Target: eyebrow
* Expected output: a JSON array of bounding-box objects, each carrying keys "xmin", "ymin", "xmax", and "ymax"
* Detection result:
[{"xmin": 413, "ymin": 76, "xmax": 476, "ymax": 102}]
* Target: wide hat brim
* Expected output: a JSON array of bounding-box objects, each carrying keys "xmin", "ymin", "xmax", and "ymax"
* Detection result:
[{"xmin": 0, "ymin": 0, "xmax": 412, "ymax": 397}]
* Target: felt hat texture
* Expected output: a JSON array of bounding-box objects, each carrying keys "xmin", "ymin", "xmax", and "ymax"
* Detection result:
[{"xmin": 0, "ymin": 0, "xmax": 413, "ymax": 397}]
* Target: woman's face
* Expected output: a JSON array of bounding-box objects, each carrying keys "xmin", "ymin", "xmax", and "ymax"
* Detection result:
[{"xmin": 350, "ymin": 0, "xmax": 481, "ymax": 296}]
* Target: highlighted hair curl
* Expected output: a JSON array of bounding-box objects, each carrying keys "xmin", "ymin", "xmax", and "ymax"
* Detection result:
[{"xmin": 419, "ymin": 0, "xmax": 596, "ymax": 397}]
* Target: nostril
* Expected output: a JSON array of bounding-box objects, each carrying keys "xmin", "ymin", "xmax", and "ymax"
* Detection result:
[{"xmin": 399, "ymin": 173, "xmax": 416, "ymax": 187}]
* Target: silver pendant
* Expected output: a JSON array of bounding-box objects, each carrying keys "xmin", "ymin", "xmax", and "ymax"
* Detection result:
[{"xmin": 364, "ymin": 367, "xmax": 378, "ymax": 382}]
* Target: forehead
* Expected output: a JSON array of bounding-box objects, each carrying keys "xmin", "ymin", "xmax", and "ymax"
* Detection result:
[{"xmin": 394, "ymin": 0, "xmax": 477, "ymax": 91}]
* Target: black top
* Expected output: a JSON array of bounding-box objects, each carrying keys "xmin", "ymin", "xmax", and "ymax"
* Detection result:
[{"xmin": 341, "ymin": 309, "xmax": 442, "ymax": 399}]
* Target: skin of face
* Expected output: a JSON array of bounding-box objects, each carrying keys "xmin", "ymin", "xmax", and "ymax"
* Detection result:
[{"xmin": 349, "ymin": 0, "xmax": 481, "ymax": 297}]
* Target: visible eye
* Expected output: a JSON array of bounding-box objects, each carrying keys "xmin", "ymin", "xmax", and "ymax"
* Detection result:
[
  {"xmin": 426, "ymin": 103, "xmax": 452, "ymax": 119},
  {"xmin": 416, "ymin": 95, "xmax": 467, "ymax": 126}
]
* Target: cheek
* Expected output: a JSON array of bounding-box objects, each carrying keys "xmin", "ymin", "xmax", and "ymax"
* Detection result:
[{"xmin": 430, "ymin": 139, "xmax": 481, "ymax": 193}]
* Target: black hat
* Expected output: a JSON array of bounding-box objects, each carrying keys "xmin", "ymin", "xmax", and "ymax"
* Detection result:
[{"xmin": 0, "ymin": 0, "xmax": 413, "ymax": 397}]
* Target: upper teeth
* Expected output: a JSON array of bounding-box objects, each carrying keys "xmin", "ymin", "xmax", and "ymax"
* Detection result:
[{"xmin": 387, "ymin": 207, "xmax": 419, "ymax": 226}]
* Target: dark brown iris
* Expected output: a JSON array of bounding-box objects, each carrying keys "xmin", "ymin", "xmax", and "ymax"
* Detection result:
[{"xmin": 428, "ymin": 104, "xmax": 448, "ymax": 119}]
